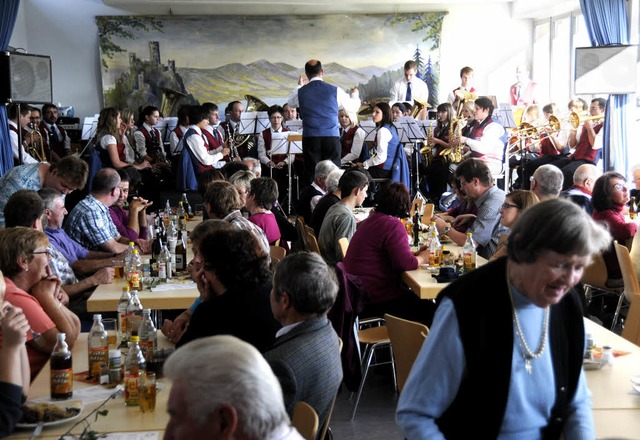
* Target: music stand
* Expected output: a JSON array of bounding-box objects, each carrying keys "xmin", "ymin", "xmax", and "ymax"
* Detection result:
[
  {"xmin": 495, "ymin": 104, "xmax": 517, "ymax": 129},
  {"xmin": 283, "ymin": 119, "xmax": 303, "ymax": 133},
  {"xmin": 272, "ymin": 132, "xmax": 303, "ymax": 214},
  {"xmin": 239, "ymin": 111, "xmax": 270, "ymax": 136},
  {"xmin": 397, "ymin": 116, "xmax": 428, "ymax": 202}
]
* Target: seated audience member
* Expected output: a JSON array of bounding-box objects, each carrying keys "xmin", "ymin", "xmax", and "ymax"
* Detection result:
[
  {"xmin": 296, "ymin": 160, "xmax": 339, "ymax": 224},
  {"xmin": 631, "ymin": 163, "xmax": 640, "ymax": 200},
  {"xmin": 318, "ymin": 170, "xmax": 369, "ymax": 266},
  {"xmin": 435, "ymin": 177, "xmax": 478, "ymax": 234},
  {"xmin": 344, "ymin": 182, "xmax": 434, "ymax": 325},
  {"xmin": 229, "ymin": 169, "xmax": 256, "ymax": 209},
  {"xmin": 310, "ymin": 168, "xmax": 345, "ymax": 235},
  {"xmin": 164, "ymin": 335, "xmax": 304, "ymax": 440},
  {"xmin": 247, "ymin": 178, "xmax": 281, "ymax": 245},
  {"xmin": 264, "ymin": 252, "xmax": 342, "ymax": 427},
  {"xmin": 221, "ymin": 161, "xmax": 249, "ymax": 180},
  {"xmin": 243, "ymin": 157, "xmax": 262, "ymax": 177},
  {"xmin": 0, "ymin": 156, "xmax": 88, "ymax": 227},
  {"xmin": 592, "ymin": 172, "xmax": 637, "ymax": 287},
  {"xmin": 432, "ymin": 159, "xmax": 507, "ymax": 259},
  {"xmin": 182, "ymin": 105, "xmax": 230, "ymax": 172},
  {"xmin": 0, "ymin": 275, "xmax": 31, "ymax": 437},
  {"xmin": 161, "ymin": 220, "xmax": 229, "ymax": 343},
  {"xmin": 66, "ymin": 168, "xmax": 148, "ymax": 254},
  {"xmin": 176, "ymin": 228, "xmax": 279, "ymax": 351},
  {"xmin": 489, "ymin": 190, "xmax": 539, "ymax": 260},
  {"xmin": 204, "ymin": 181, "xmax": 270, "ymax": 254},
  {"xmin": 196, "ymin": 169, "xmax": 225, "ymax": 220},
  {"xmin": 95, "ymin": 107, "xmax": 151, "ymax": 172},
  {"xmin": 109, "ymin": 169, "xmax": 153, "ymax": 241},
  {"xmin": 561, "ymin": 163, "xmax": 600, "ymax": 215},
  {"xmin": 8, "ymin": 103, "xmax": 38, "ymax": 164},
  {"xmin": 530, "ymin": 164, "xmax": 563, "ymax": 201},
  {"xmin": 0, "ymin": 228, "xmax": 80, "ymax": 381}
]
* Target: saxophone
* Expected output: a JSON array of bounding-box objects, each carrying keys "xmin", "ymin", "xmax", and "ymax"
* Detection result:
[{"xmin": 419, "ymin": 125, "xmax": 433, "ymax": 165}]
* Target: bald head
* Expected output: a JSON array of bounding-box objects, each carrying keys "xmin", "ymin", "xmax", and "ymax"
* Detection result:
[
  {"xmin": 305, "ymin": 59, "xmax": 323, "ymax": 79},
  {"xmin": 573, "ymin": 164, "xmax": 601, "ymax": 194}
]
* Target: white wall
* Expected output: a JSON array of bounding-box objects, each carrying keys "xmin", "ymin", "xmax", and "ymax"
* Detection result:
[{"xmin": 11, "ymin": 0, "xmax": 532, "ymax": 119}]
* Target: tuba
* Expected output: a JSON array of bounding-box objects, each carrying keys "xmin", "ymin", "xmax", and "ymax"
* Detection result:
[
  {"xmin": 245, "ymin": 94, "xmax": 269, "ymax": 112},
  {"xmin": 160, "ymin": 87, "xmax": 188, "ymax": 118},
  {"xmin": 411, "ymin": 99, "xmax": 429, "ymax": 120}
]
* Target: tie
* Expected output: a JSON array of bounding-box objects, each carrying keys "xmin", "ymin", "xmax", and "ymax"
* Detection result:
[
  {"xmin": 50, "ymin": 125, "xmax": 60, "ymax": 143},
  {"xmin": 405, "ymin": 82, "xmax": 412, "ymax": 102},
  {"xmin": 150, "ymin": 129, "xmax": 156, "ymax": 142},
  {"xmin": 213, "ymin": 129, "xmax": 221, "ymax": 144}
]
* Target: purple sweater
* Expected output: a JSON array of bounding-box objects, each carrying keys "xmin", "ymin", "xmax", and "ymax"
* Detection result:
[
  {"xmin": 249, "ymin": 211, "xmax": 281, "ymax": 245},
  {"xmin": 109, "ymin": 206, "xmax": 148, "ymax": 241},
  {"xmin": 343, "ymin": 210, "xmax": 418, "ymax": 305}
]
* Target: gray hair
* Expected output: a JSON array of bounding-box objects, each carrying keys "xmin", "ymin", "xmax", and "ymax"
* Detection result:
[
  {"xmin": 243, "ymin": 157, "xmax": 262, "ymax": 177},
  {"xmin": 325, "ymin": 169, "xmax": 345, "ymax": 193},
  {"xmin": 189, "ymin": 219, "xmax": 232, "ymax": 245},
  {"xmin": 38, "ymin": 188, "xmax": 63, "ymax": 211},
  {"xmin": 273, "ymin": 252, "xmax": 338, "ymax": 314},
  {"xmin": 315, "ymin": 160, "xmax": 339, "ymax": 180},
  {"xmin": 164, "ymin": 335, "xmax": 289, "ymax": 437},
  {"xmin": 533, "ymin": 164, "xmax": 563, "ymax": 198},
  {"xmin": 573, "ymin": 164, "xmax": 601, "ymax": 185},
  {"xmin": 507, "ymin": 199, "xmax": 611, "ymax": 264}
]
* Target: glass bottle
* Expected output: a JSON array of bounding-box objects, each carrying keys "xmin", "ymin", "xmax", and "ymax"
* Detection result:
[
  {"xmin": 630, "ymin": 196, "xmax": 637, "ymax": 220},
  {"xmin": 123, "ymin": 242, "xmax": 136, "ymax": 280},
  {"xmin": 176, "ymin": 201, "xmax": 186, "ymax": 231},
  {"xmin": 138, "ymin": 309, "xmax": 157, "ymax": 361},
  {"xmin": 174, "ymin": 232, "xmax": 187, "ymax": 272},
  {"xmin": 124, "ymin": 336, "xmax": 146, "ymax": 406},
  {"xmin": 88, "ymin": 314, "xmax": 108, "ymax": 379},
  {"xmin": 428, "ymin": 228, "xmax": 441, "ymax": 266},
  {"xmin": 50, "ymin": 333, "xmax": 73, "ymax": 400},
  {"xmin": 128, "ymin": 250, "xmax": 142, "ymax": 290},
  {"xmin": 181, "ymin": 193, "xmax": 193, "ymax": 219},
  {"xmin": 158, "ymin": 242, "xmax": 172, "ymax": 281},
  {"xmin": 126, "ymin": 289, "xmax": 144, "ymax": 340},
  {"xmin": 462, "ymin": 232, "xmax": 477, "ymax": 272},
  {"xmin": 117, "ymin": 286, "xmax": 131, "ymax": 347}
]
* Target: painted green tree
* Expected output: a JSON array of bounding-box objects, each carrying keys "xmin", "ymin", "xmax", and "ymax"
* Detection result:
[{"xmin": 96, "ymin": 16, "xmax": 164, "ymax": 69}]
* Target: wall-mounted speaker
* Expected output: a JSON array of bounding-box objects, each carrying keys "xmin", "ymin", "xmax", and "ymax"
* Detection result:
[
  {"xmin": 575, "ymin": 45, "xmax": 638, "ymax": 95},
  {"xmin": 0, "ymin": 52, "xmax": 53, "ymax": 104}
]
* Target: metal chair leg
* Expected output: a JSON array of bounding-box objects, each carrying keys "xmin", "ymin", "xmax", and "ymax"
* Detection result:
[
  {"xmin": 350, "ymin": 343, "xmax": 376, "ymax": 419},
  {"xmin": 611, "ymin": 291, "xmax": 627, "ymax": 331}
]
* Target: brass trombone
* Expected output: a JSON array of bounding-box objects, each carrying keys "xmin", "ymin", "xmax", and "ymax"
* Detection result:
[
  {"xmin": 25, "ymin": 124, "xmax": 46, "ymax": 162},
  {"xmin": 566, "ymin": 112, "xmax": 604, "ymax": 130}
]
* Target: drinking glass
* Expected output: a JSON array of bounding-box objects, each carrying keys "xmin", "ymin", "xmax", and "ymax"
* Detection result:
[
  {"xmin": 138, "ymin": 372, "xmax": 156, "ymax": 412},
  {"xmin": 102, "ymin": 318, "xmax": 118, "ymax": 350}
]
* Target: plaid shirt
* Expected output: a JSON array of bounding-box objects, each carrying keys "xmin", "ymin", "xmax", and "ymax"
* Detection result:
[
  {"xmin": 65, "ymin": 195, "xmax": 119, "ymax": 251},
  {"xmin": 0, "ymin": 163, "xmax": 43, "ymax": 227}
]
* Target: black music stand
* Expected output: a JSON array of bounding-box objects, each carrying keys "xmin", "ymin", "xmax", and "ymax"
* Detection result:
[
  {"xmin": 397, "ymin": 116, "xmax": 429, "ymax": 203},
  {"xmin": 272, "ymin": 132, "xmax": 303, "ymax": 215}
]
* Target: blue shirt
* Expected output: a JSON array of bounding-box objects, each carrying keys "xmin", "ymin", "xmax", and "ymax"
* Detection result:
[
  {"xmin": 396, "ymin": 290, "xmax": 595, "ymax": 439},
  {"xmin": 65, "ymin": 195, "xmax": 119, "ymax": 251},
  {"xmin": 45, "ymin": 226, "xmax": 89, "ymax": 265},
  {"xmin": 0, "ymin": 163, "xmax": 43, "ymax": 227}
]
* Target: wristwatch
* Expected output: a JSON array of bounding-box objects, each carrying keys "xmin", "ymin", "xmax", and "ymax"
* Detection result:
[{"xmin": 443, "ymin": 226, "xmax": 451, "ymax": 235}]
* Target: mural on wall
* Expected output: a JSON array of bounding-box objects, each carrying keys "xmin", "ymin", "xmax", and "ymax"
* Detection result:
[{"xmin": 97, "ymin": 13, "xmax": 445, "ymax": 117}]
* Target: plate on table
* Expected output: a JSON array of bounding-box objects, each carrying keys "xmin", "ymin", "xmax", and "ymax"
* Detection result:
[
  {"xmin": 16, "ymin": 400, "xmax": 84, "ymax": 429},
  {"xmin": 583, "ymin": 359, "xmax": 606, "ymax": 371}
]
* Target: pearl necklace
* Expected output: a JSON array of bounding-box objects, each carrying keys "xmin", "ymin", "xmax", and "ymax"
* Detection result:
[{"xmin": 506, "ymin": 273, "xmax": 550, "ymax": 374}]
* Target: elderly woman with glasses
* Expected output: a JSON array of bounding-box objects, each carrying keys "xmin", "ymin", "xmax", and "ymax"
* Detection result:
[
  {"xmin": 489, "ymin": 190, "xmax": 539, "ymax": 260},
  {"xmin": 0, "ymin": 227, "xmax": 80, "ymax": 381},
  {"xmin": 591, "ymin": 171, "xmax": 637, "ymax": 287}
]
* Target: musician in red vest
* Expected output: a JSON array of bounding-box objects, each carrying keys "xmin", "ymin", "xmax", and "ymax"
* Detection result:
[
  {"xmin": 183, "ymin": 105, "xmax": 230, "ymax": 173},
  {"xmin": 257, "ymin": 105, "xmax": 290, "ymax": 200},
  {"xmin": 448, "ymin": 66, "xmax": 476, "ymax": 106},
  {"xmin": 8, "ymin": 103, "xmax": 39, "ymax": 164},
  {"xmin": 509, "ymin": 64, "xmax": 538, "ymax": 107},
  {"xmin": 40, "ymin": 103, "xmax": 69, "ymax": 162},
  {"xmin": 133, "ymin": 105, "xmax": 166, "ymax": 164},
  {"xmin": 459, "ymin": 97, "xmax": 507, "ymax": 178},
  {"xmin": 168, "ymin": 105, "xmax": 190, "ymax": 158},
  {"xmin": 201, "ymin": 102, "xmax": 227, "ymax": 159}
]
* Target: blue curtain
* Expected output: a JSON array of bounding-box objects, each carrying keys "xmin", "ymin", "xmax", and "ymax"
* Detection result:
[
  {"xmin": 579, "ymin": 0, "xmax": 630, "ymax": 174},
  {"xmin": 0, "ymin": 0, "xmax": 20, "ymax": 175}
]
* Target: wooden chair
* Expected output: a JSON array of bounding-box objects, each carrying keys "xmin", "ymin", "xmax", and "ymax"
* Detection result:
[
  {"xmin": 421, "ymin": 203, "xmax": 434, "ymax": 227},
  {"xmin": 614, "ymin": 242, "xmax": 640, "ymax": 344},
  {"xmin": 338, "ymin": 237, "xmax": 349, "ymax": 259},
  {"xmin": 384, "ymin": 313, "xmax": 429, "ymax": 392},
  {"xmin": 295, "ymin": 216, "xmax": 309, "ymax": 252},
  {"xmin": 581, "ymin": 252, "xmax": 623, "ymax": 330},
  {"xmin": 318, "ymin": 338, "xmax": 343, "ymax": 440},
  {"xmin": 269, "ymin": 245, "xmax": 287, "ymax": 270},
  {"xmin": 292, "ymin": 401, "xmax": 319, "ymax": 440},
  {"xmin": 305, "ymin": 226, "xmax": 321, "ymax": 254}
]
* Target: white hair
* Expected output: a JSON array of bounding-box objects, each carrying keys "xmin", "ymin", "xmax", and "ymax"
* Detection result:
[
  {"xmin": 243, "ymin": 157, "xmax": 262, "ymax": 177},
  {"xmin": 315, "ymin": 160, "xmax": 339, "ymax": 180},
  {"xmin": 164, "ymin": 335, "xmax": 288, "ymax": 438},
  {"xmin": 325, "ymin": 169, "xmax": 345, "ymax": 193},
  {"xmin": 533, "ymin": 164, "xmax": 563, "ymax": 197}
]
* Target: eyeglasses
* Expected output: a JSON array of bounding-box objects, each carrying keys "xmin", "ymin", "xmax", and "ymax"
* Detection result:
[
  {"xmin": 33, "ymin": 249, "xmax": 53, "ymax": 258},
  {"xmin": 612, "ymin": 183, "xmax": 628, "ymax": 192},
  {"xmin": 501, "ymin": 203, "xmax": 519, "ymax": 210}
]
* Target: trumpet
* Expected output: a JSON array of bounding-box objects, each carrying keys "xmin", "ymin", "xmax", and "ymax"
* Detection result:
[{"xmin": 25, "ymin": 123, "xmax": 46, "ymax": 162}]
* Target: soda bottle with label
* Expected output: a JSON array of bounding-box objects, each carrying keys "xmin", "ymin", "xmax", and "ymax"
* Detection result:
[
  {"xmin": 175, "ymin": 232, "xmax": 187, "ymax": 272},
  {"xmin": 124, "ymin": 336, "xmax": 146, "ymax": 406},
  {"xmin": 126, "ymin": 289, "xmax": 144, "ymax": 340},
  {"xmin": 88, "ymin": 314, "xmax": 108, "ymax": 379},
  {"xmin": 123, "ymin": 242, "xmax": 135, "ymax": 280},
  {"xmin": 51, "ymin": 333, "xmax": 73, "ymax": 399},
  {"xmin": 117, "ymin": 286, "xmax": 131, "ymax": 347},
  {"xmin": 158, "ymin": 242, "xmax": 172, "ymax": 281},
  {"xmin": 463, "ymin": 232, "xmax": 477, "ymax": 272},
  {"xmin": 428, "ymin": 229, "xmax": 442, "ymax": 266},
  {"xmin": 128, "ymin": 250, "xmax": 142, "ymax": 290},
  {"xmin": 138, "ymin": 309, "xmax": 157, "ymax": 361}
]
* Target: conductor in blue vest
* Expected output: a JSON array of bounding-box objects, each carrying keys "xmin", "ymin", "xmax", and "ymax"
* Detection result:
[{"xmin": 288, "ymin": 59, "xmax": 361, "ymax": 186}]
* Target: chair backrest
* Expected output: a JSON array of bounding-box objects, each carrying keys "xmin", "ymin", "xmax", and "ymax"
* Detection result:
[
  {"xmin": 581, "ymin": 253, "xmax": 609, "ymax": 290},
  {"xmin": 294, "ymin": 216, "xmax": 309, "ymax": 252},
  {"xmin": 338, "ymin": 237, "xmax": 349, "ymax": 259},
  {"xmin": 383, "ymin": 313, "xmax": 429, "ymax": 392},
  {"xmin": 614, "ymin": 242, "xmax": 640, "ymax": 345},
  {"xmin": 270, "ymin": 245, "xmax": 286, "ymax": 262},
  {"xmin": 292, "ymin": 401, "xmax": 319, "ymax": 440},
  {"xmin": 421, "ymin": 203, "xmax": 434, "ymax": 226},
  {"xmin": 305, "ymin": 226, "xmax": 320, "ymax": 254}
]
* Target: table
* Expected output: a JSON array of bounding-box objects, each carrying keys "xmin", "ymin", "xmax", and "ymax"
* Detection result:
[
  {"xmin": 402, "ymin": 243, "xmax": 488, "ymax": 300},
  {"xmin": 7, "ymin": 334, "xmax": 173, "ymax": 439},
  {"xmin": 87, "ymin": 280, "xmax": 199, "ymax": 313}
]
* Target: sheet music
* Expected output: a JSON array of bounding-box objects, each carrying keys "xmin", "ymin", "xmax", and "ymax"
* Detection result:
[
  {"xmin": 161, "ymin": 117, "xmax": 178, "ymax": 142},
  {"xmin": 395, "ymin": 116, "xmax": 425, "ymax": 143},
  {"xmin": 271, "ymin": 132, "xmax": 290, "ymax": 155},
  {"xmin": 283, "ymin": 120, "xmax": 303, "ymax": 133},
  {"xmin": 417, "ymin": 119, "xmax": 438, "ymax": 138},
  {"xmin": 239, "ymin": 111, "xmax": 269, "ymax": 135},
  {"xmin": 81, "ymin": 115, "xmax": 99, "ymax": 140},
  {"xmin": 287, "ymin": 133, "xmax": 303, "ymax": 155},
  {"xmin": 496, "ymin": 104, "xmax": 517, "ymax": 128},
  {"xmin": 360, "ymin": 120, "xmax": 378, "ymax": 142}
]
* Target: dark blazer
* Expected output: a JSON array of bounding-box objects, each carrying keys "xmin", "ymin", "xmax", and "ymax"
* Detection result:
[{"xmin": 263, "ymin": 316, "xmax": 342, "ymax": 429}]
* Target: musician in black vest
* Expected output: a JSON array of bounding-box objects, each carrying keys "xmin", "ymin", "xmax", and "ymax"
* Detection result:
[
  {"xmin": 133, "ymin": 105, "xmax": 174, "ymax": 191},
  {"xmin": 40, "ymin": 103, "xmax": 69, "ymax": 162},
  {"xmin": 287, "ymin": 59, "xmax": 361, "ymax": 186},
  {"xmin": 459, "ymin": 97, "xmax": 506, "ymax": 178},
  {"xmin": 220, "ymin": 100, "xmax": 256, "ymax": 160}
]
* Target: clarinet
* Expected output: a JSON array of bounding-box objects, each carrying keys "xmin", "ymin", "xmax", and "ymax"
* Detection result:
[{"xmin": 225, "ymin": 123, "xmax": 239, "ymax": 160}]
